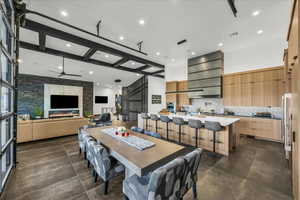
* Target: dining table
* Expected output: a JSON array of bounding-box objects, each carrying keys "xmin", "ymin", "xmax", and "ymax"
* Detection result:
[{"xmin": 86, "ymin": 126, "xmax": 187, "ymax": 177}]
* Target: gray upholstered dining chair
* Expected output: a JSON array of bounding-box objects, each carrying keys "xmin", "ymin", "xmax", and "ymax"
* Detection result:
[
  {"xmin": 180, "ymin": 149, "xmax": 203, "ymax": 199},
  {"xmin": 78, "ymin": 127, "xmax": 88, "ymax": 156},
  {"xmin": 91, "ymin": 143, "xmax": 125, "ymax": 195},
  {"xmin": 123, "ymin": 157, "xmax": 185, "ymax": 200},
  {"xmin": 86, "ymin": 136, "xmax": 97, "ymax": 168}
]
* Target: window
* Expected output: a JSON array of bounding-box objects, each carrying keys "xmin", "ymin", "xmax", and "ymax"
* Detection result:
[
  {"xmin": 1, "ymin": 86, "xmax": 12, "ymax": 114},
  {"xmin": 0, "ymin": 0, "xmax": 15, "ymax": 192},
  {"xmin": 1, "ymin": 52, "xmax": 12, "ymax": 83},
  {"xmin": 1, "ymin": 117, "xmax": 12, "ymax": 148}
]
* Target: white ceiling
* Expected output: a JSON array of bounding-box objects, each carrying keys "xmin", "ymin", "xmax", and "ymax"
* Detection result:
[{"xmin": 19, "ymin": 0, "xmax": 292, "ymax": 86}]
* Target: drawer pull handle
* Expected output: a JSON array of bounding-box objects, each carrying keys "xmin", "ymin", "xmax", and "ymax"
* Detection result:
[
  {"xmin": 210, "ymin": 140, "xmax": 223, "ymax": 144},
  {"xmin": 291, "ymin": 63, "xmax": 295, "ymax": 66},
  {"xmin": 294, "ymin": 55, "xmax": 298, "ymax": 60}
]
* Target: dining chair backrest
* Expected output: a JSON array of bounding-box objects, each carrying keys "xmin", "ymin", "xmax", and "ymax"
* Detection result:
[
  {"xmin": 160, "ymin": 115, "xmax": 172, "ymax": 123},
  {"xmin": 78, "ymin": 127, "xmax": 88, "ymax": 152},
  {"xmin": 86, "ymin": 136, "xmax": 97, "ymax": 166},
  {"xmin": 147, "ymin": 157, "xmax": 185, "ymax": 199},
  {"xmin": 91, "ymin": 143, "xmax": 112, "ymax": 181},
  {"xmin": 188, "ymin": 119, "xmax": 203, "ymax": 129},
  {"xmin": 180, "ymin": 149, "xmax": 202, "ymax": 197},
  {"xmin": 204, "ymin": 121, "xmax": 222, "ymax": 132},
  {"xmin": 173, "ymin": 117, "xmax": 185, "ymax": 125},
  {"xmin": 141, "ymin": 113, "xmax": 150, "ymax": 119}
]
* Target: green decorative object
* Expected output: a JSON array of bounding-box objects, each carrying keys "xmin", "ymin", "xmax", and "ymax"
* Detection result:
[
  {"xmin": 84, "ymin": 111, "xmax": 92, "ymax": 118},
  {"xmin": 33, "ymin": 107, "xmax": 43, "ymax": 119}
]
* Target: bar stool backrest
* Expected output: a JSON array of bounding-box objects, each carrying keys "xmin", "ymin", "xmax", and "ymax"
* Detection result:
[
  {"xmin": 141, "ymin": 113, "xmax": 150, "ymax": 119},
  {"xmin": 188, "ymin": 119, "xmax": 203, "ymax": 129},
  {"xmin": 173, "ymin": 117, "xmax": 185, "ymax": 125},
  {"xmin": 204, "ymin": 121, "xmax": 222, "ymax": 132},
  {"xmin": 150, "ymin": 114, "xmax": 160, "ymax": 121},
  {"xmin": 160, "ymin": 115, "xmax": 172, "ymax": 123}
]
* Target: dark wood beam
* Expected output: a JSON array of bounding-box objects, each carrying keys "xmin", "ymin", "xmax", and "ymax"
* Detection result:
[
  {"xmin": 151, "ymin": 69, "xmax": 164, "ymax": 75},
  {"xmin": 38, "ymin": 32, "xmax": 46, "ymax": 51},
  {"xmin": 22, "ymin": 19, "xmax": 165, "ymax": 69},
  {"xmin": 113, "ymin": 58, "xmax": 129, "ymax": 67},
  {"xmin": 19, "ymin": 41, "xmax": 164, "ymax": 78},
  {"xmin": 83, "ymin": 48, "xmax": 97, "ymax": 61},
  {"xmin": 136, "ymin": 65, "xmax": 150, "ymax": 71}
]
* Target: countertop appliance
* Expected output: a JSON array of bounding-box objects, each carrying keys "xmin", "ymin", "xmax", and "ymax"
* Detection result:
[
  {"xmin": 167, "ymin": 102, "xmax": 176, "ymax": 113},
  {"xmin": 282, "ymin": 93, "xmax": 292, "ymax": 160}
]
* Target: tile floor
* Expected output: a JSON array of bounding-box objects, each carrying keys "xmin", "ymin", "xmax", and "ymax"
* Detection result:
[{"xmin": 1, "ymin": 135, "xmax": 293, "ymax": 200}]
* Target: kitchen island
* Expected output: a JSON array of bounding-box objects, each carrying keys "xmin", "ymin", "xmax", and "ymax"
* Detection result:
[{"xmin": 138, "ymin": 113, "xmax": 240, "ymax": 156}]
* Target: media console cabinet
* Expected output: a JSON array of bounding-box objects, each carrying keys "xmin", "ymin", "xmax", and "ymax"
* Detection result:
[{"xmin": 17, "ymin": 117, "xmax": 89, "ymax": 143}]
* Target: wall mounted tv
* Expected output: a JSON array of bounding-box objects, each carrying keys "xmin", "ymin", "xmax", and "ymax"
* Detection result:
[
  {"xmin": 95, "ymin": 96, "xmax": 108, "ymax": 104},
  {"xmin": 50, "ymin": 95, "xmax": 79, "ymax": 109}
]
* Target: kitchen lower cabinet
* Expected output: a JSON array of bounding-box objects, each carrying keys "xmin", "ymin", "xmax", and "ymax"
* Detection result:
[{"xmin": 236, "ymin": 117, "xmax": 282, "ymax": 142}]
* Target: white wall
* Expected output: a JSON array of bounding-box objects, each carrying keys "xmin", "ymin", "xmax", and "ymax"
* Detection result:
[
  {"xmin": 93, "ymin": 85, "xmax": 121, "ymax": 114},
  {"xmin": 148, "ymin": 76, "xmax": 166, "ymax": 113},
  {"xmin": 164, "ymin": 36, "xmax": 287, "ymax": 80}
]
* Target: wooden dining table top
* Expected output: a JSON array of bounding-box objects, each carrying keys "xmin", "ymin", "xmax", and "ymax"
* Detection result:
[{"xmin": 87, "ymin": 126, "xmax": 186, "ymax": 176}]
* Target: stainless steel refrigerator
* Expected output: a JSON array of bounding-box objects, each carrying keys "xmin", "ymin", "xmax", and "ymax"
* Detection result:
[{"xmin": 282, "ymin": 93, "xmax": 293, "ymax": 160}]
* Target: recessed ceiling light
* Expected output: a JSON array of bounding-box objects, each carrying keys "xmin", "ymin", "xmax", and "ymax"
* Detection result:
[
  {"xmin": 96, "ymin": 82, "xmax": 100, "ymax": 86},
  {"xmin": 17, "ymin": 58, "xmax": 22, "ymax": 63},
  {"xmin": 171, "ymin": 58, "xmax": 175, "ymax": 62},
  {"xmin": 252, "ymin": 10, "xmax": 260, "ymax": 16},
  {"xmin": 66, "ymin": 43, "xmax": 72, "ymax": 47},
  {"xmin": 139, "ymin": 19, "xmax": 145, "ymax": 25},
  {"xmin": 60, "ymin": 10, "xmax": 68, "ymax": 17},
  {"xmin": 58, "ymin": 66, "xmax": 63, "ymax": 70},
  {"xmin": 257, "ymin": 29, "xmax": 263, "ymax": 35},
  {"xmin": 191, "ymin": 51, "xmax": 195, "ymax": 55},
  {"xmin": 136, "ymin": 73, "xmax": 140, "ymax": 76},
  {"xmin": 131, "ymin": 62, "xmax": 135, "ymax": 65},
  {"xmin": 119, "ymin": 36, "xmax": 124, "ymax": 41},
  {"xmin": 218, "ymin": 43, "xmax": 224, "ymax": 47},
  {"xmin": 105, "ymin": 54, "xmax": 109, "ymax": 58},
  {"xmin": 156, "ymin": 52, "xmax": 160, "ymax": 56},
  {"xmin": 89, "ymin": 71, "xmax": 94, "ymax": 75}
]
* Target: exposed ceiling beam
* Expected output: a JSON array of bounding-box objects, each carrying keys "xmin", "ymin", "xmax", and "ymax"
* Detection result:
[
  {"xmin": 38, "ymin": 32, "xmax": 46, "ymax": 51},
  {"xmin": 227, "ymin": 0, "xmax": 237, "ymax": 17},
  {"xmin": 136, "ymin": 65, "xmax": 150, "ymax": 71},
  {"xmin": 19, "ymin": 41, "xmax": 164, "ymax": 78},
  {"xmin": 22, "ymin": 19, "xmax": 165, "ymax": 69},
  {"xmin": 151, "ymin": 69, "xmax": 164, "ymax": 75},
  {"xmin": 113, "ymin": 58, "xmax": 129, "ymax": 67},
  {"xmin": 83, "ymin": 48, "xmax": 97, "ymax": 61}
]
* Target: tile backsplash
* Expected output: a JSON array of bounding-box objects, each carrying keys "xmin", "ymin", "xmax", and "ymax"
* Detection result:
[{"xmin": 191, "ymin": 98, "xmax": 282, "ymax": 119}]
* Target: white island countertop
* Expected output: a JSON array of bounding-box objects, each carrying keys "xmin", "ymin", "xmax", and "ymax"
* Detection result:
[{"xmin": 158, "ymin": 114, "xmax": 240, "ymax": 127}]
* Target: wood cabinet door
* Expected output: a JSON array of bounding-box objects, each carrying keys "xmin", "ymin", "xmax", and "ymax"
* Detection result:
[
  {"xmin": 241, "ymin": 83, "xmax": 252, "ymax": 106},
  {"xmin": 177, "ymin": 81, "xmax": 188, "ymax": 91},
  {"xmin": 17, "ymin": 123, "xmax": 33, "ymax": 143},
  {"xmin": 166, "ymin": 81, "xmax": 178, "ymax": 93},
  {"xmin": 252, "ymin": 82, "xmax": 264, "ymax": 107},
  {"xmin": 166, "ymin": 93, "xmax": 177, "ymax": 103},
  {"xmin": 223, "ymin": 84, "xmax": 231, "ymax": 106},
  {"xmin": 177, "ymin": 93, "xmax": 190, "ymax": 106}
]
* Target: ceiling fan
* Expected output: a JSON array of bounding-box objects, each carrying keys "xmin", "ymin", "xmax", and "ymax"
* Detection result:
[{"xmin": 49, "ymin": 57, "xmax": 82, "ymax": 77}]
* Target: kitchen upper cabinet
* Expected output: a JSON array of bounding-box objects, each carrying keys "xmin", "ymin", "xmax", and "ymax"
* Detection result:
[
  {"xmin": 177, "ymin": 81, "xmax": 188, "ymax": 91},
  {"xmin": 166, "ymin": 93, "xmax": 177, "ymax": 103},
  {"xmin": 223, "ymin": 67, "xmax": 284, "ymax": 107},
  {"xmin": 166, "ymin": 81, "xmax": 178, "ymax": 93}
]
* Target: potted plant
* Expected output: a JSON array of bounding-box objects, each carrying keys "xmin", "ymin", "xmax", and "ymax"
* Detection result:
[{"xmin": 33, "ymin": 107, "xmax": 43, "ymax": 119}]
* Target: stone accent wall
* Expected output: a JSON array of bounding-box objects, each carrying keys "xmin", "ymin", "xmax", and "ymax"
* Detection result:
[{"xmin": 17, "ymin": 74, "xmax": 93, "ymax": 116}]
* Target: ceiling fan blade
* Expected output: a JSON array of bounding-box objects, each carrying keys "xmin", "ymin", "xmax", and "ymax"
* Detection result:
[{"xmin": 64, "ymin": 73, "xmax": 82, "ymax": 77}]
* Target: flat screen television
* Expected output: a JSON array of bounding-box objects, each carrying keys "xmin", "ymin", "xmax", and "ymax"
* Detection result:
[
  {"xmin": 51, "ymin": 95, "xmax": 79, "ymax": 109},
  {"xmin": 95, "ymin": 96, "xmax": 108, "ymax": 104}
]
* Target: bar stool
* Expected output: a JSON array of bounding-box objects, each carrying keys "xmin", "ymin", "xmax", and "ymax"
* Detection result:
[
  {"xmin": 150, "ymin": 114, "xmax": 160, "ymax": 133},
  {"xmin": 160, "ymin": 115, "xmax": 172, "ymax": 140},
  {"xmin": 188, "ymin": 119, "xmax": 203, "ymax": 148},
  {"xmin": 141, "ymin": 113, "xmax": 150, "ymax": 131},
  {"xmin": 204, "ymin": 121, "xmax": 223, "ymax": 153},
  {"xmin": 173, "ymin": 117, "xmax": 186, "ymax": 144}
]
